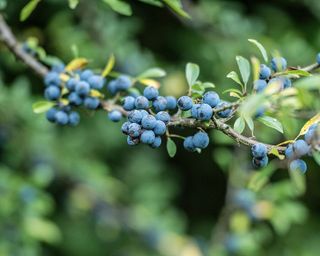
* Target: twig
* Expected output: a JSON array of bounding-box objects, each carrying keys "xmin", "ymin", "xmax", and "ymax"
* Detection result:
[{"xmin": 0, "ymin": 14, "xmax": 48, "ymax": 77}]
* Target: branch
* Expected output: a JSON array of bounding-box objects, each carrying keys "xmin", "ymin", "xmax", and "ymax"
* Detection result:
[
  {"xmin": 0, "ymin": 14, "xmax": 48, "ymax": 77},
  {"xmin": 0, "ymin": 13, "xmax": 287, "ymax": 154}
]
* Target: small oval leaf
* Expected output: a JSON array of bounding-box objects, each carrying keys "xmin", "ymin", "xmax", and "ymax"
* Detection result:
[
  {"xmin": 32, "ymin": 101, "xmax": 55, "ymax": 114},
  {"xmin": 166, "ymin": 138, "xmax": 177, "ymax": 158},
  {"xmin": 186, "ymin": 63, "xmax": 200, "ymax": 87},
  {"xmin": 258, "ymin": 116, "xmax": 284, "ymax": 133}
]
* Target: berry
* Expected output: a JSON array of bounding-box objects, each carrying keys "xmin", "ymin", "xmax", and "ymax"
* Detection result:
[
  {"xmin": 46, "ymin": 108, "xmax": 58, "ymax": 123},
  {"xmin": 289, "ymin": 159, "xmax": 307, "ymax": 173},
  {"xmin": 317, "ymin": 53, "xmax": 320, "ymax": 65},
  {"xmin": 84, "ymin": 97, "xmax": 100, "ymax": 109},
  {"xmin": 66, "ymin": 78, "xmax": 77, "ymax": 91},
  {"xmin": 139, "ymin": 110, "xmax": 149, "ymax": 119},
  {"xmin": 271, "ymin": 57, "xmax": 287, "ymax": 72},
  {"xmin": 108, "ymin": 110, "xmax": 122, "ymax": 122},
  {"xmin": 143, "ymin": 86, "xmax": 159, "ymax": 100},
  {"xmin": 80, "ymin": 69, "xmax": 94, "ymax": 81},
  {"xmin": 251, "ymin": 143, "xmax": 267, "ymax": 158},
  {"xmin": 282, "ymin": 77, "xmax": 292, "ymax": 89},
  {"xmin": 259, "ymin": 64, "xmax": 271, "ymax": 80},
  {"xmin": 75, "ymin": 81, "xmax": 90, "ymax": 96},
  {"xmin": 197, "ymin": 103, "xmax": 213, "ymax": 121},
  {"xmin": 285, "ymin": 144, "xmax": 295, "ymax": 160},
  {"xmin": 183, "ymin": 136, "xmax": 195, "ymax": 152},
  {"xmin": 293, "ymin": 139, "xmax": 310, "ymax": 157},
  {"xmin": 88, "ymin": 75, "xmax": 105, "ymax": 90},
  {"xmin": 192, "ymin": 131, "xmax": 209, "ymax": 149},
  {"xmin": 116, "ymin": 75, "xmax": 131, "ymax": 90},
  {"xmin": 55, "ymin": 111, "xmax": 69, "ymax": 125},
  {"xmin": 154, "ymin": 120, "xmax": 166, "ymax": 135},
  {"xmin": 128, "ymin": 123, "xmax": 141, "ymax": 138},
  {"xmin": 203, "ymin": 91, "xmax": 220, "ymax": 107},
  {"xmin": 141, "ymin": 115, "xmax": 157, "ymax": 129},
  {"xmin": 150, "ymin": 136, "xmax": 162, "ymax": 148},
  {"xmin": 44, "ymin": 86, "xmax": 60, "ymax": 101},
  {"xmin": 69, "ymin": 111, "xmax": 80, "ymax": 126},
  {"xmin": 128, "ymin": 110, "xmax": 143, "ymax": 123},
  {"xmin": 140, "ymin": 130, "xmax": 156, "ymax": 144},
  {"xmin": 127, "ymin": 136, "xmax": 139, "ymax": 146},
  {"xmin": 121, "ymin": 121, "xmax": 130, "ymax": 135},
  {"xmin": 123, "ymin": 96, "xmax": 136, "ymax": 111},
  {"xmin": 107, "ymin": 80, "xmax": 117, "ymax": 95},
  {"xmin": 253, "ymin": 79, "xmax": 267, "ymax": 93},
  {"xmin": 44, "ymin": 71, "xmax": 60, "ymax": 87},
  {"xmin": 135, "ymin": 96, "xmax": 149, "ymax": 109},
  {"xmin": 68, "ymin": 92, "xmax": 83, "ymax": 106},
  {"xmin": 153, "ymin": 96, "xmax": 167, "ymax": 112},
  {"xmin": 216, "ymin": 101, "xmax": 232, "ymax": 118},
  {"xmin": 305, "ymin": 124, "xmax": 318, "ymax": 144},
  {"xmin": 191, "ymin": 104, "xmax": 200, "ymax": 118},
  {"xmin": 155, "ymin": 111, "xmax": 170, "ymax": 124},
  {"xmin": 252, "ymin": 155, "xmax": 268, "ymax": 169},
  {"xmin": 177, "ymin": 96, "xmax": 193, "ymax": 111},
  {"xmin": 165, "ymin": 96, "xmax": 177, "ymax": 110}
]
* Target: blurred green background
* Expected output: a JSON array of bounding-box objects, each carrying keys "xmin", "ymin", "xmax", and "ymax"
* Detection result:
[{"xmin": 0, "ymin": 0, "xmax": 320, "ymax": 255}]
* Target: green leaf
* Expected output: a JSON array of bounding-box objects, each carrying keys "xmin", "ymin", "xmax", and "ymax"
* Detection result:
[
  {"xmin": 137, "ymin": 67, "xmax": 166, "ymax": 79},
  {"xmin": 226, "ymin": 71, "xmax": 243, "ymax": 88},
  {"xmin": 0, "ymin": 0, "xmax": 7, "ymax": 10},
  {"xmin": 32, "ymin": 101, "xmax": 56, "ymax": 114},
  {"xmin": 162, "ymin": 0, "xmax": 190, "ymax": 19},
  {"xmin": 234, "ymin": 117, "xmax": 245, "ymax": 134},
  {"xmin": 68, "ymin": 0, "xmax": 79, "ymax": 9},
  {"xmin": 138, "ymin": 0, "xmax": 163, "ymax": 7},
  {"xmin": 258, "ymin": 116, "xmax": 284, "ymax": 133},
  {"xmin": 236, "ymin": 56, "xmax": 251, "ymax": 86},
  {"xmin": 166, "ymin": 138, "xmax": 177, "ymax": 157},
  {"xmin": 103, "ymin": 0, "xmax": 132, "ymax": 16},
  {"xmin": 185, "ymin": 63, "xmax": 200, "ymax": 87},
  {"xmin": 202, "ymin": 82, "xmax": 215, "ymax": 88},
  {"xmin": 244, "ymin": 115, "xmax": 254, "ymax": 132},
  {"xmin": 20, "ymin": 0, "xmax": 41, "ymax": 21},
  {"xmin": 248, "ymin": 39, "xmax": 268, "ymax": 62},
  {"xmin": 313, "ymin": 151, "xmax": 320, "ymax": 166},
  {"xmin": 294, "ymin": 75, "xmax": 320, "ymax": 90},
  {"xmin": 277, "ymin": 69, "xmax": 310, "ymax": 77}
]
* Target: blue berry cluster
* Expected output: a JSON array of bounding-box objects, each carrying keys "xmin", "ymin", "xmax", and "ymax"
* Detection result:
[
  {"xmin": 251, "ymin": 143, "xmax": 268, "ymax": 169},
  {"xmin": 285, "ymin": 124, "xmax": 319, "ymax": 173},
  {"xmin": 254, "ymin": 57, "xmax": 291, "ymax": 94},
  {"xmin": 177, "ymin": 91, "xmax": 232, "ymax": 152},
  {"xmin": 177, "ymin": 91, "xmax": 232, "ymax": 120},
  {"xmin": 121, "ymin": 86, "xmax": 176, "ymax": 147},
  {"xmin": 43, "ymin": 65, "xmax": 106, "ymax": 125}
]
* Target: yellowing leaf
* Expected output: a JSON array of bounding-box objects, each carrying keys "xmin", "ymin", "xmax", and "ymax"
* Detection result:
[
  {"xmin": 65, "ymin": 58, "xmax": 89, "ymax": 72},
  {"xmin": 59, "ymin": 73, "xmax": 70, "ymax": 82},
  {"xmin": 296, "ymin": 113, "xmax": 320, "ymax": 138},
  {"xmin": 102, "ymin": 54, "xmax": 115, "ymax": 77},
  {"xmin": 60, "ymin": 99, "xmax": 69, "ymax": 106},
  {"xmin": 90, "ymin": 89, "xmax": 104, "ymax": 98},
  {"xmin": 277, "ymin": 140, "xmax": 295, "ymax": 147},
  {"xmin": 269, "ymin": 147, "xmax": 285, "ymax": 160},
  {"xmin": 251, "ymin": 56, "xmax": 260, "ymax": 82},
  {"xmin": 139, "ymin": 78, "xmax": 160, "ymax": 89}
]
